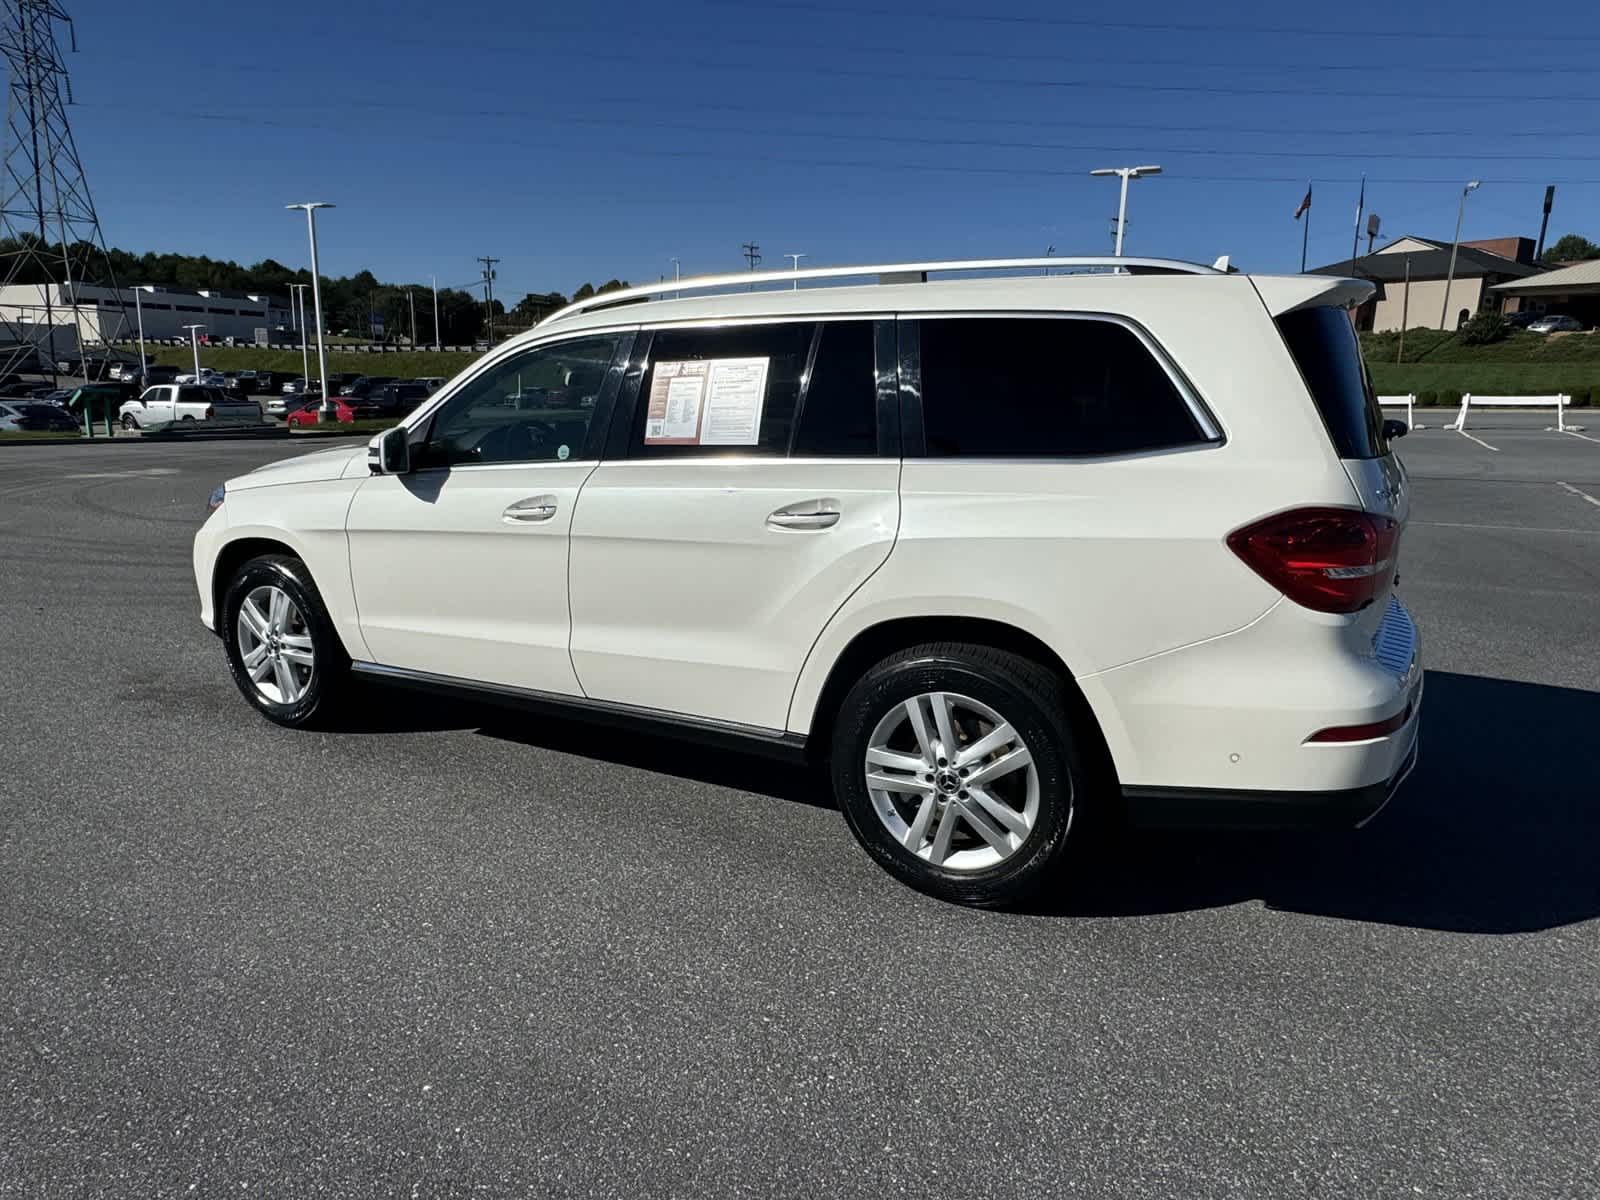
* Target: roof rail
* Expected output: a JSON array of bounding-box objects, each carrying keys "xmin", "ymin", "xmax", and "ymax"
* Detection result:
[{"xmin": 540, "ymin": 255, "xmax": 1221, "ymax": 325}]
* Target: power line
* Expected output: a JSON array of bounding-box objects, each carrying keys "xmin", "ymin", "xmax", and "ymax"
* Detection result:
[
  {"xmin": 116, "ymin": 104, "xmax": 1600, "ymax": 169},
  {"xmin": 710, "ymin": 0, "xmax": 1600, "ymax": 43},
  {"xmin": 356, "ymin": 25, "xmax": 1600, "ymax": 77},
  {"xmin": 100, "ymin": 98, "xmax": 1600, "ymax": 144}
]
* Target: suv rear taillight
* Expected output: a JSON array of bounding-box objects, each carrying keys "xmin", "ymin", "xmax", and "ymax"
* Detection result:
[
  {"xmin": 1227, "ymin": 507, "xmax": 1398, "ymax": 614},
  {"xmin": 204, "ymin": 404, "xmax": 215, "ymax": 419}
]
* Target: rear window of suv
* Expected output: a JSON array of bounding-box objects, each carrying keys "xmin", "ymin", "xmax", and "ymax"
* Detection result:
[
  {"xmin": 1275, "ymin": 306, "xmax": 1388, "ymax": 460},
  {"xmin": 918, "ymin": 316, "xmax": 1207, "ymax": 457}
]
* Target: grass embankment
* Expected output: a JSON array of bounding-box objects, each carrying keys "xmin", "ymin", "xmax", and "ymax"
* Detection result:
[
  {"xmin": 1361, "ymin": 329, "xmax": 1600, "ymax": 403},
  {"xmin": 136, "ymin": 345, "xmax": 479, "ymax": 379}
]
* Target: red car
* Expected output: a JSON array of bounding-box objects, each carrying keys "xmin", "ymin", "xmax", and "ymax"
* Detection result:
[{"xmin": 284, "ymin": 398, "xmax": 380, "ymax": 427}]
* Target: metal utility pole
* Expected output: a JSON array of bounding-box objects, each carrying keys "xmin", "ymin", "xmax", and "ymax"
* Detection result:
[
  {"xmin": 288, "ymin": 281, "xmax": 304, "ymax": 333},
  {"xmin": 1089, "ymin": 165, "xmax": 1161, "ymax": 256},
  {"xmin": 1535, "ymin": 185, "xmax": 1555, "ymax": 263},
  {"xmin": 431, "ymin": 274, "xmax": 440, "ymax": 350},
  {"xmin": 289, "ymin": 283, "xmax": 309, "ymax": 390},
  {"xmin": 671, "ymin": 256, "xmax": 680, "ymax": 298},
  {"xmin": 407, "ymin": 288, "xmax": 416, "ymax": 347},
  {"xmin": 181, "ymin": 323, "xmax": 205, "ymax": 383},
  {"xmin": 477, "ymin": 255, "xmax": 499, "ymax": 344},
  {"xmin": 132, "ymin": 284, "xmax": 151, "ymax": 382},
  {"xmin": 0, "ymin": 0, "xmax": 130, "ymax": 383},
  {"xmin": 286, "ymin": 202, "xmax": 334, "ymax": 415},
  {"xmin": 742, "ymin": 242, "xmax": 761, "ymax": 290},
  {"xmin": 785, "ymin": 252, "xmax": 805, "ymax": 289},
  {"xmin": 1439, "ymin": 180, "xmax": 1480, "ymax": 331},
  {"xmin": 1398, "ymin": 256, "xmax": 1411, "ymax": 363}
]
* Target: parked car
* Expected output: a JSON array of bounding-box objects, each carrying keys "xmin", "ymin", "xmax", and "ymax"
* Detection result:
[
  {"xmin": 193, "ymin": 256, "xmax": 1421, "ymax": 907},
  {"xmin": 175, "ymin": 368, "xmax": 227, "ymax": 386},
  {"xmin": 1527, "ymin": 314, "xmax": 1583, "ymax": 334},
  {"xmin": 0, "ymin": 400, "xmax": 78, "ymax": 432},
  {"xmin": 119, "ymin": 384, "xmax": 260, "ymax": 429},
  {"xmin": 339, "ymin": 375, "xmax": 397, "ymax": 399},
  {"xmin": 412, "ymin": 376, "xmax": 447, "ymax": 394},
  {"xmin": 368, "ymin": 381, "xmax": 430, "ymax": 415},
  {"xmin": 253, "ymin": 370, "xmax": 280, "ymax": 393},
  {"xmin": 280, "ymin": 377, "xmax": 322, "ymax": 398},
  {"xmin": 1502, "ymin": 310, "xmax": 1542, "ymax": 329},
  {"xmin": 283, "ymin": 397, "xmax": 380, "ymax": 427}
]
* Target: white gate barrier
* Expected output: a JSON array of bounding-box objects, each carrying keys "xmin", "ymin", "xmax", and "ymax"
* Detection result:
[
  {"xmin": 1453, "ymin": 394, "xmax": 1579, "ymax": 433},
  {"xmin": 1377, "ymin": 394, "xmax": 1418, "ymax": 429}
]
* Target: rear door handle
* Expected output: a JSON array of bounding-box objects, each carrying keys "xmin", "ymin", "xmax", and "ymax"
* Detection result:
[
  {"xmin": 503, "ymin": 494, "xmax": 559, "ymax": 523},
  {"xmin": 767, "ymin": 498, "xmax": 841, "ymax": 530}
]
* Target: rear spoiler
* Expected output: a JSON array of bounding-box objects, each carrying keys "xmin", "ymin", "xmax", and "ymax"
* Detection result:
[{"xmin": 1251, "ymin": 275, "xmax": 1375, "ymax": 317}]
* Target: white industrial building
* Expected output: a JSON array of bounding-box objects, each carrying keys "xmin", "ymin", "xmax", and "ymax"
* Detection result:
[{"xmin": 0, "ymin": 282, "xmax": 293, "ymax": 352}]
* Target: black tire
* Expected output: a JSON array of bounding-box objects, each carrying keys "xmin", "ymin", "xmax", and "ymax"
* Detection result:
[
  {"xmin": 830, "ymin": 642, "xmax": 1090, "ymax": 908},
  {"xmin": 180, "ymin": 414, "xmax": 195, "ymax": 422},
  {"xmin": 120, "ymin": 413, "xmax": 138, "ymax": 430},
  {"xmin": 220, "ymin": 553, "xmax": 349, "ymax": 728}
]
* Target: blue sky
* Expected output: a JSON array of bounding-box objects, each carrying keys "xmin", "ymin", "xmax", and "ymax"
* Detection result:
[{"xmin": 58, "ymin": 0, "xmax": 1600, "ymax": 302}]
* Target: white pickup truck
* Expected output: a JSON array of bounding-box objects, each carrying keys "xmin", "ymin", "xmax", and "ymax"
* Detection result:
[{"xmin": 118, "ymin": 384, "xmax": 261, "ymax": 430}]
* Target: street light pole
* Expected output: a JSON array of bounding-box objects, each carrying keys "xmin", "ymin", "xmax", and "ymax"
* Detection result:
[
  {"xmin": 1439, "ymin": 180, "xmax": 1481, "ymax": 331},
  {"xmin": 432, "ymin": 275, "xmax": 441, "ymax": 351},
  {"xmin": 785, "ymin": 252, "xmax": 806, "ymax": 289},
  {"xmin": 132, "ymin": 285, "xmax": 151, "ymax": 385},
  {"xmin": 286, "ymin": 202, "xmax": 335, "ymax": 417},
  {"xmin": 289, "ymin": 284, "xmax": 310, "ymax": 393},
  {"xmin": 182, "ymin": 323, "xmax": 205, "ymax": 384},
  {"xmin": 671, "ymin": 256, "xmax": 680, "ymax": 299},
  {"xmin": 1090, "ymin": 165, "xmax": 1162, "ymax": 256}
]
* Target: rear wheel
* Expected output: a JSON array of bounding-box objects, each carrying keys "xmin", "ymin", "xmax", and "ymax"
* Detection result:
[
  {"xmin": 830, "ymin": 642, "xmax": 1089, "ymax": 907},
  {"xmin": 220, "ymin": 554, "xmax": 348, "ymax": 728}
]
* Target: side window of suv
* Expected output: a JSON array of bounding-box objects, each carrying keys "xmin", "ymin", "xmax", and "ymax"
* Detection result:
[
  {"xmin": 631, "ymin": 320, "xmax": 877, "ymax": 458},
  {"xmin": 420, "ymin": 334, "xmax": 622, "ymax": 468},
  {"xmin": 917, "ymin": 316, "xmax": 1207, "ymax": 457}
]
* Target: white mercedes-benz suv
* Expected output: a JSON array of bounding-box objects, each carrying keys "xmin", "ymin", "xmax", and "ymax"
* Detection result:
[{"xmin": 193, "ymin": 257, "xmax": 1421, "ymax": 906}]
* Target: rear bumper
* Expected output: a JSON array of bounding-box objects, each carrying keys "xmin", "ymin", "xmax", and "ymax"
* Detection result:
[{"xmin": 1122, "ymin": 728, "xmax": 1420, "ymax": 830}]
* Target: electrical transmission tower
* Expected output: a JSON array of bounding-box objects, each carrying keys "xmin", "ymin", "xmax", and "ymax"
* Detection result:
[{"xmin": 0, "ymin": 0, "xmax": 125, "ymax": 380}]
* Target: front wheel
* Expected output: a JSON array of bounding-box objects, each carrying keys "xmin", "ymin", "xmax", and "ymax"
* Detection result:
[
  {"xmin": 220, "ymin": 554, "xmax": 348, "ymax": 727},
  {"xmin": 830, "ymin": 643, "xmax": 1089, "ymax": 908},
  {"xmin": 120, "ymin": 413, "xmax": 139, "ymax": 430}
]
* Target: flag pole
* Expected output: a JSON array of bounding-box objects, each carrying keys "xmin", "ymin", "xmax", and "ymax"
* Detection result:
[
  {"xmin": 1300, "ymin": 187, "xmax": 1311, "ymax": 273},
  {"xmin": 1349, "ymin": 173, "xmax": 1365, "ymax": 276}
]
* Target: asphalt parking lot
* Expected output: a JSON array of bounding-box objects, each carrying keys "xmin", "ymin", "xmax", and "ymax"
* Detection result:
[{"xmin": 2, "ymin": 420, "xmax": 1597, "ymax": 1197}]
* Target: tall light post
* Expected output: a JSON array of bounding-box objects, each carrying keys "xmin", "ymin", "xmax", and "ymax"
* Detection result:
[
  {"xmin": 181, "ymin": 323, "xmax": 205, "ymax": 384},
  {"xmin": 1089, "ymin": 164, "xmax": 1162, "ymax": 256},
  {"xmin": 132, "ymin": 284, "xmax": 155, "ymax": 384},
  {"xmin": 431, "ymin": 275, "xmax": 441, "ymax": 351},
  {"xmin": 289, "ymin": 283, "xmax": 310, "ymax": 392},
  {"xmin": 286, "ymin": 202, "xmax": 334, "ymax": 417},
  {"xmin": 1439, "ymin": 180, "xmax": 1481, "ymax": 331},
  {"xmin": 785, "ymin": 252, "xmax": 806, "ymax": 289},
  {"xmin": 671, "ymin": 256, "xmax": 680, "ymax": 299}
]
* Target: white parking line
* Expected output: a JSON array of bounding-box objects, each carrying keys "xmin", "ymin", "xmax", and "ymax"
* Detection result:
[
  {"xmin": 1557, "ymin": 481, "xmax": 1600, "ymax": 508},
  {"xmin": 1564, "ymin": 429, "xmax": 1600, "ymax": 445},
  {"xmin": 1455, "ymin": 429, "xmax": 1500, "ymax": 452},
  {"xmin": 1414, "ymin": 520, "xmax": 1600, "ymax": 536}
]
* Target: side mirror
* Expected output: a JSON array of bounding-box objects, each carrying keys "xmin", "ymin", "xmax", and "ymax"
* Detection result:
[
  {"xmin": 1382, "ymin": 419, "xmax": 1409, "ymax": 440},
  {"xmin": 374, "ymin": 425, "xmax": 412, "ymax": 474}
]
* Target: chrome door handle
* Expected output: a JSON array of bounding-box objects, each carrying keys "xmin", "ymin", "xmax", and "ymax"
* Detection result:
[
  {"xmin": 503, "ymin": 494, "xmax": 558, "ymax": 523},
  {"xmin": 767, "ymin": 499, "xmax": 841, "ymax": 530}
]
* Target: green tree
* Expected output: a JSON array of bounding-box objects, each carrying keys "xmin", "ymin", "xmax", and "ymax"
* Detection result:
[{"xmin": 1545, "ymin": 233, "xmax": 1600, "ymax": 262}]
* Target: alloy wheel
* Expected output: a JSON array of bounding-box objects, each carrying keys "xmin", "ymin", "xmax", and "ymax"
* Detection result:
[
  {"xmin": 236, "ymin": 584, "xmax": 315, "ymax": 705},
  {"xmin": 863, "ymin": 691, "xmax": 1045, "ymax": 872}
]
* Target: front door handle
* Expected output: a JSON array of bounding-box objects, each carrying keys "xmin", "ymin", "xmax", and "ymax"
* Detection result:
[
  {"xmin": 767, "ymin": 498, "xmax": 841, "ymax": 530},
  {"xmin": 503, "ymin": 494, "xmax": 558, "ymax": 523}
]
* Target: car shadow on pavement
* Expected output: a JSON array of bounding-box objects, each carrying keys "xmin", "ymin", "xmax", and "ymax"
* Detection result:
[{"xmin": 1054, "ymin": 670, "xmax": 1600, "ymax": 935}]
